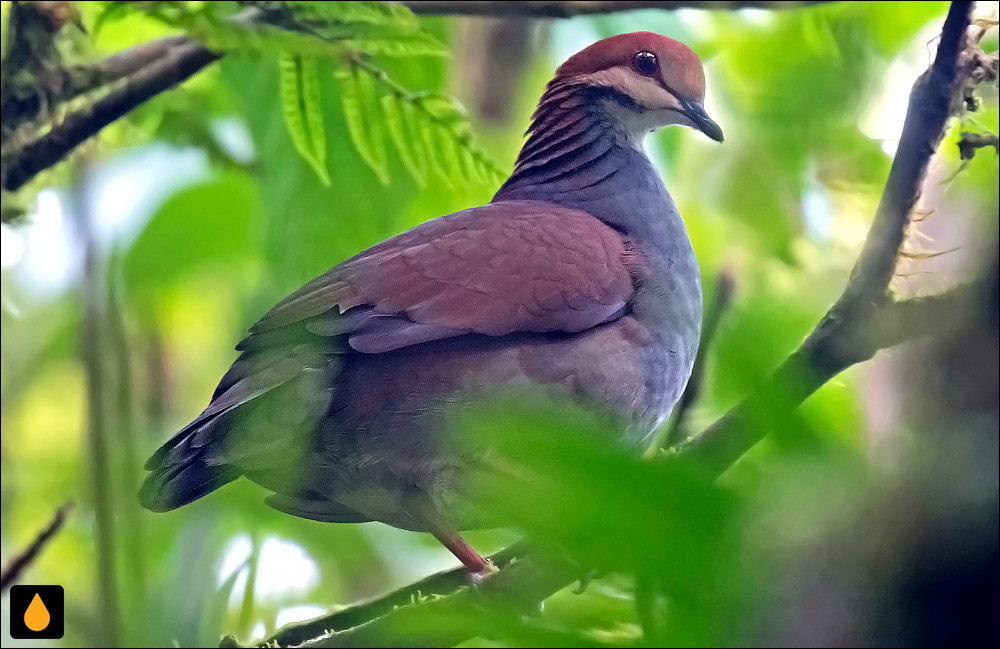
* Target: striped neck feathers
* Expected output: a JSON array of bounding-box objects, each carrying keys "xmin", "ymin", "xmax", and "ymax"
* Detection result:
[{"xmin": 494, "ymin": 80, "xmax": 660, "ymax": 204}]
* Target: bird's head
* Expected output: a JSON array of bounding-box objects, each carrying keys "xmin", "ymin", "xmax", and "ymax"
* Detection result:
[{"xmin": 550, "ymin": 31, "xmax": 723, "ymax": 142}]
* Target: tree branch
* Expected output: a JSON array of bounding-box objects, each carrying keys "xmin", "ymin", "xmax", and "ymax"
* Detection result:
[
  {"xmin": 402, "ymin": 1, "xmax": 827, "ymax": 17},
  {"xmin": 957, "ymin": 131, "xmax": 999, "ymax": 160},
  {"xmin": 2, "ymin": 35, "xmax": 194, "ymax": 131},
  {"xmin": 0, "ymin": 1, "xmax": 80, "ymax": 133},
  {"xmin": 675, "ymin": 283, "xmax": 984, "ymax": 477},
  {"xmin": 0, "ymin": 39, "xmax": 220, "ymax": 192},
  {"xmin": 840, "ymin": 1, "xmax": 972, "ymax": 308},
  {"xmin": 298, "ymin": 552, "xmax": 580, "ymax": 648},
  {"xmin": 0, "ymin": 501, "xmax": 74, "ymax": 593},
  {"xmin": 235, "ymin": 3, "xmax": 982, "ymax": 646},
  {"xmin": 238, "ymin": 543, "xmax": 529, "ymax": 648}
]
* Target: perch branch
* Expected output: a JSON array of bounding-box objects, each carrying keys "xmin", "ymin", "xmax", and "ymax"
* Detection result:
[
  {"xmin": 243, "ymin": 543, "xmax": 529, "ymax": 648},
  {"xmin": 239, "ymin": 3, "xmax": 980, "ymax": 647},
  {"xmin": 298, "ymin": 552, "xmax": 580, "ymax": 648},
  {"xmin": 402, "ymin": 1, "xmax": 827, "ymax": 16},
  {"xmin": 0, "ymin": 501, "xmax": 74, "ymax": 593}
]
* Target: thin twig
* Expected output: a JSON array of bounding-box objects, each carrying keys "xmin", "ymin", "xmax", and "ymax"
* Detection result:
[
  {"xmin": 659, "ymin": 269, "xmax": 736, "ymax": 448},
  {"xmin": 0, "ymin": 501, "xmax": 74, "ymax": 593},
  {"xmin": 299, "ymin": 552, "xmax": 579, "ymax": 648},
  {"xmin": 75, "ymin": 160, "xmax": 121, "ymax": 647}
]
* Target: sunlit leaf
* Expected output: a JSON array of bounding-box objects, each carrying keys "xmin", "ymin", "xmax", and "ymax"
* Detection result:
[
  {"xmin": 279, "ymin": 53, "xmax": 331, "ymax": 185},
  {"xmin": 337, "ymin": 65, "xmax": 390, "ymax": 185}
]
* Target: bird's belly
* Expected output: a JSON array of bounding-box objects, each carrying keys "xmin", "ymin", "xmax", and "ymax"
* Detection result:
[{"xmin": 304, "ymin": 316, "xmax": 692, "ymax": 528}]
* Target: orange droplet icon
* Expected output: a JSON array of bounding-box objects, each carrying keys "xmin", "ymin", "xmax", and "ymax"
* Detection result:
[{"xmin": 24, "ymin": 592, "xmax": 51, "ymax": 632}]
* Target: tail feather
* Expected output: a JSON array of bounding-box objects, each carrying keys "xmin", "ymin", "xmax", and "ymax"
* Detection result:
[
  {"xmin": 140, "ymin": 338, "xmax": 335, "ymax": 513},
  {"xmin": 139, "ymin": 453, "xmax": 239, "ymax": 512}
]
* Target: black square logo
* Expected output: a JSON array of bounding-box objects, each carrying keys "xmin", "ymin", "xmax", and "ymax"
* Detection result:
[{"xmin": 9, "ymin": 585, "xmax": 64, "ymax": 639}]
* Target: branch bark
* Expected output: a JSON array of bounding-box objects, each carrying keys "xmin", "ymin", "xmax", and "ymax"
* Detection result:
[
  {"xmin": 0, "ymin": 38, "xmax": 220, "ymax": 192},
  {"xmin": 2, "ymin": 35, "xmax": 195, "ymax": 131},
  {"xmin": 238, "ymin": 3, "xmax": 981, "ymax": 646}
]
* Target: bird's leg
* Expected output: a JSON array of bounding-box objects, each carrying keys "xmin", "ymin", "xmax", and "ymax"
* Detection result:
[{"xmin": 406, "ymin": 490, "xmax": 493, "ymax": 579}]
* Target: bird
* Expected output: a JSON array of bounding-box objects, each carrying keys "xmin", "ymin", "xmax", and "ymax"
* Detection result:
[{"xmin": 139, "ymin": 31, "xmax": 723, "ymax": 576}]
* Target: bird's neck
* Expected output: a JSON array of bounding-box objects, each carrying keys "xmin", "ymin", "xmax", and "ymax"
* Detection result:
[
  {"xmin": 494, "ymin": 82, "xmax": 703, "ymax": 358},
  {"xmin": 493, "ymin": 83, "xmax": 674, "ymax": 240}
]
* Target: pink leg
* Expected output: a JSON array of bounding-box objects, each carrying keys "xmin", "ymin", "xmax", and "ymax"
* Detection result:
[
  {"xmin": 407, "ymin": 492, "xmax": 489, "ymax": 574},
  {"xmin": 430, "ymin": 528, "xmax": 489, "ymax": 574}
]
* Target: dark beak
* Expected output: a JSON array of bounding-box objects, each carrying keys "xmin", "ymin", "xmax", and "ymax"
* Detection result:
[{"xmin": 680, "ymin": 98, "xmax": 724, "ymax": 143}]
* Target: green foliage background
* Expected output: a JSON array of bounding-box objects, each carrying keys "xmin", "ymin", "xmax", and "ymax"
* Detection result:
[{"xmin": 1, "ymin": 1, "xmax": 997, "ymax": 647}]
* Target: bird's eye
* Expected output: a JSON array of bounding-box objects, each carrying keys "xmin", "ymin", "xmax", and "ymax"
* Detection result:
[{"xmin": 632, "ymin": 51, "xmax": 659, "ymax": 76}]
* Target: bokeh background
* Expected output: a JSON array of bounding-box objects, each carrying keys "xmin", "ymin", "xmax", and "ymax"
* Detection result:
[{"xmin": 1, "ymin": 1, "xmax": 997, "ymax": 647}]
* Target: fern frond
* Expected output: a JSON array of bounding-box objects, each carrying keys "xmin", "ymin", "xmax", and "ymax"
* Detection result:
[
  {"xmin": 279, "ymin": 53, "xmax": 331, "ymax": 185},
  {"xmin": 336, "ymin": 66, "xmax": 390, "ymax": 185},
  {"xmin": 346, "ymin": 59, "xmax": 507, "ymax": 188},
  {"xmin": 381, "ymin": 94, "xmax": 426, "ymax": 187}
]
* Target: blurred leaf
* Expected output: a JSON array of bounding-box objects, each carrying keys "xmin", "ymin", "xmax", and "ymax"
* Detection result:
[
  {"xmin": 446, "ymin": 393, "xmax": 751, "ymax": 646},
  {"xmin": 124, "ymin": 171, "xmax": 261, "ymax": 307}
]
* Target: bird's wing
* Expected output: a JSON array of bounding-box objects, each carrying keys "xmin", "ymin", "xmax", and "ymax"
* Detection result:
[
  {"xmin": 250, "ymin": 199, "xmax": 636, "ymax": 352},
  {"xmin": 139, "ymin": 199, "xmax": 637, "ymax": 513}
]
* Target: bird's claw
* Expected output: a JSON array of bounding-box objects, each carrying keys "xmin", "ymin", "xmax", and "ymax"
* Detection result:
[{"xmin": 466, "ymin": 560, "xmax": 499, "ymax": 587}]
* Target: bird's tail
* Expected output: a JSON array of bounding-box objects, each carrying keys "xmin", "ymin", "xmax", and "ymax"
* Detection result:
[
  {"xmin": 139, "ymin": 344, "xmax": 332, "ymax": 512},
  {"xmin": 138, "ymin": 415, "xmax": 240, "ymax": 512}
]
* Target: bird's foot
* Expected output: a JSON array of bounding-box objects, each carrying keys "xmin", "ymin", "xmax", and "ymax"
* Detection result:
[{"xmin": 466, "ymin": 559, "xmax": 499, "ymax": 587}]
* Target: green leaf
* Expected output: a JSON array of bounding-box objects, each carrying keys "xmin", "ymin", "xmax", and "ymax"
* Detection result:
[
  {"xmin": 337, "ymin": 66, "xmax": 390, "ymax": 185},
  {"xmin": 279, "ymin": 53, "xmax": 331, "ymax": 185},
  {"xmin": 341, "ymin": 34, "xmax": 449, "ymax": 58},
  {"xmin": 435, "ymin": 125, "xmax": 465, "ymax": 183},
  {"xmin": 400, "ymin": 98, "xmax": 431, "ymax": 177},
  {"xmin": 417, "ymin": 107, "xmax": 451, "ymax": 186},
  {"xmin": 381, "ymin": 94, "xmax": 425, "ymax": 187},
  {"xmin": 124, "ymin": 171, "xmax": 261, "ymax": 302}
]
